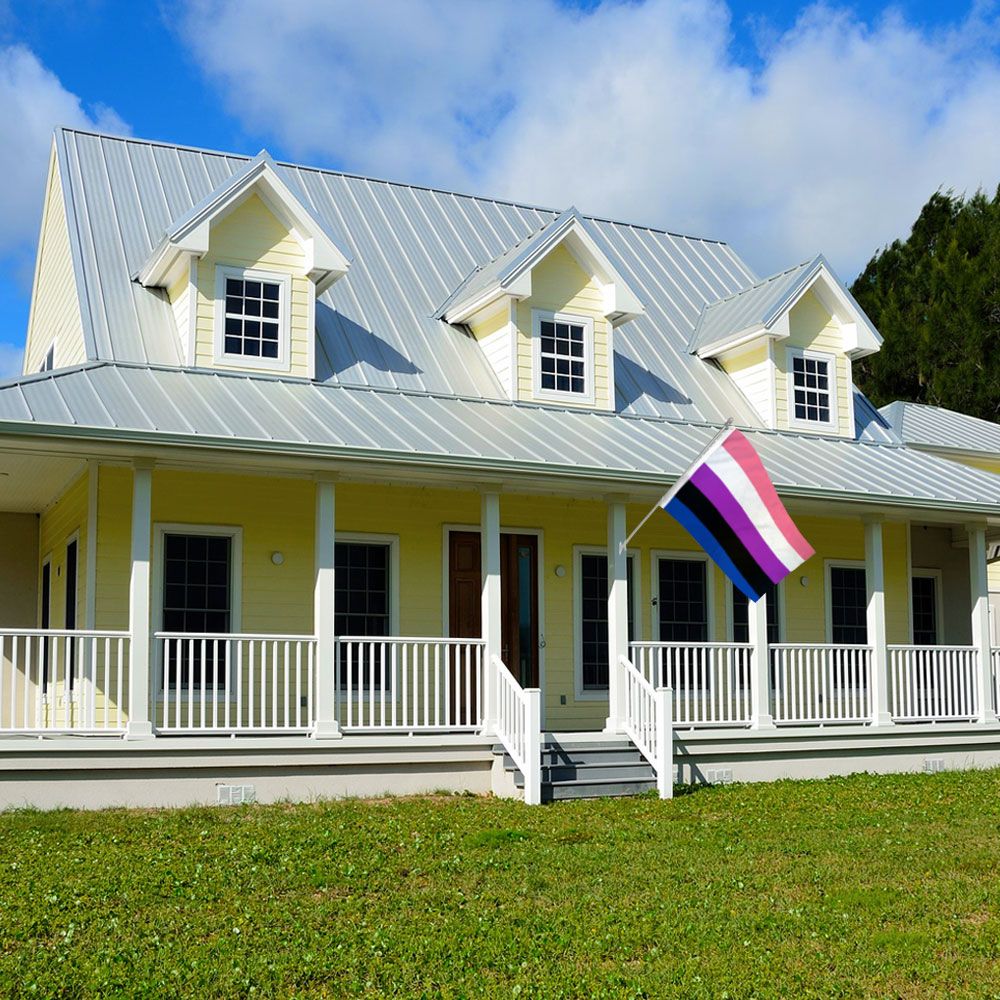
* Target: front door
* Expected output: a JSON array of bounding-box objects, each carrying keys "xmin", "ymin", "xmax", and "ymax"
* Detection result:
[{"xmin": 448, "ymin": 531, "xmax": 540, "ymax": 688}]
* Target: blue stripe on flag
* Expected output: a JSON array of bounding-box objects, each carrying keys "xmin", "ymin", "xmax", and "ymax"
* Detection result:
[{"xmin": 665, "ymin": 497, "xmax": 764, "ymax": 602}]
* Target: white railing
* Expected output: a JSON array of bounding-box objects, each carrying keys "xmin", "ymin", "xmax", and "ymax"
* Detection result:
[
  {"xmin": 493, "ymin": 655, "xmax": 541, "ymax": 805},
  {"xmin": 889, "ymin": 645, "xmax": 978, "ymax": 722},
  {"xmin": 0, "ymin": 629, "xmax": 130, "ymax": 733},
  {"xmin": 771, "ymin": 644, "xmax": 872, "ymax": 724},
  {"xmin": 154, "ymin": 633, "xmax": 316, "ymax": 733},
  {"xmin": 337, "ymin": 637, "xmax": 484, "ymax": 731},
  {"xmin": 629, "ymin": 641, "xmax": 752, "ymax": 727},
  {"xmin": 620, "ymin": 656, "xmax": 672, "ymax": 799},
  {"xmin": 993, "ymin": 648, "xmax": 1000, "ymax": 716}
]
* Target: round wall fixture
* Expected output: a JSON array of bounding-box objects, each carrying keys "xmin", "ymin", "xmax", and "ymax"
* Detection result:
[
  {"xmin": 271, "ymin": 551, "xmax": 285, "ymax": 566},
  {"xmin": 554, "ymin": 564, "xmax": 566, "ymax": 578},
  {"xmin": 799, "ymin": 574, "xmax": 809, "ymax": 587}
]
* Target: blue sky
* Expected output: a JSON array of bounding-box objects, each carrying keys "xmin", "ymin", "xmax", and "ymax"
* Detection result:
[{"xmin": 0, "ymin": 0, "xmax": 997, "ymax": 376}]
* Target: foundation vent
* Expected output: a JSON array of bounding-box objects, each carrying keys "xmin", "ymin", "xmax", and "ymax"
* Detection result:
[
  {"xmin": 923, "ymin": 758, "xmax": 946, "ymax": 774},
  {"xmin": 216, "ymin": 783, "xmax": 257, "ymax": 805}
]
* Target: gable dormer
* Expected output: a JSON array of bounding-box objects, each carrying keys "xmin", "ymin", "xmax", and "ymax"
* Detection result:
[
  {"xmin": 690, "ymin": 255, "xmax": 881, "ymax": 438},
  {"xmin": 438, "ymin": 209, "xmax": 643, "ymax": 410},
  {"xmin": 136, "ymin": 152, "xmax": 349, "ymax": 378}
]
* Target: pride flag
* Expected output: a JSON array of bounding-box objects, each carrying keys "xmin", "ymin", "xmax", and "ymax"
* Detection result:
[{"xmin": 664, "ymin": 427, "xmax": 814, "ymax": 601}]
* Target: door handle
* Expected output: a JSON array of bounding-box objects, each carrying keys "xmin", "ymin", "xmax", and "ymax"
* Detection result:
[{"xmin": 539, "ymin": 637, "xmax": 546, "ymax": 649}]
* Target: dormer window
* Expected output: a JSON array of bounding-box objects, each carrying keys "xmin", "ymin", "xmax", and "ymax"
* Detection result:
[
  {"xmin": 532, "ymin": 309, "xmax": 594, "ymax": 403},
  {"xmin": 789, "ymin": 348, "xmax": 835, "ymax": 427},
  {"xmin": 214, "ymin": 266, "xmax": 290, "ymax": 371}
]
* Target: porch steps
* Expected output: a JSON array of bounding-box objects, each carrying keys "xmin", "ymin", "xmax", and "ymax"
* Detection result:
[{"xmin": 495, "ymin": 738, "xmax": 656, "ymax": 802}]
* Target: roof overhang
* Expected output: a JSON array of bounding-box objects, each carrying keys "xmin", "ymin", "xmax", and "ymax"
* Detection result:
[
  {"xmin": 442, "ymin": 209, "xmax": 644, "ymax": 327},
  {"xmin": 135, "ymin": 151, "xmax": 350, "ymax": 293},
  {"xmin": 696, "ymin": 256, "xmax": 883, "ymax": 360}
]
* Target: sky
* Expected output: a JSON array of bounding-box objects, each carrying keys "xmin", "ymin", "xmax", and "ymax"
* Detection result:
[{"xmin": 1, "ymin": 0, "xmax": 999, "ymax": 377}]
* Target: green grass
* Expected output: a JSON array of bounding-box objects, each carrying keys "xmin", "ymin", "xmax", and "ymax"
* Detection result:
[{"xmin": 3, "ymin": 770, "xmax": 1000, "ymax": 999}]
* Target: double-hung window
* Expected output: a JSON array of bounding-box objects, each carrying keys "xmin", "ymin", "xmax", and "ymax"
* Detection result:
[
  {"xmin": 335, "ymin": 539, "xmax": 395, "ymax": 689},
  {"xmin": 789, "ymin": 349, "xmax": 835, "ymax": 428},
  {"xmin": 215, "ymin": 267, "xmax": 289, "ymax": 370},
  {"xmin": 655, "ymin": 556, "xmax": 710, "ymax": 689},
  {"xmin": 911, "ymin": 574, "xmax": 940, "ymax": 645},
  {"xmin": 532, "ymin": 310, "xmax": 594, "ymax": 403},
  {"xmin": 578, "ymin": 551, "xmax": 636, "ymax": 693},
  {"xmin": 828, "ymin": 565, "xmax": 867, "ymax": 644}
]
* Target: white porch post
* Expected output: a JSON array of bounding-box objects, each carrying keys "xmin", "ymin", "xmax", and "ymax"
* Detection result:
[
  {"xmin": 481, "ymin": 491, "xmax": 502, "ymax": 732},
  {"xmin": 125, "ymin": 462, "xmax": 153, "ymax": 740},
  {"xmin": 313, "ymin": 476, "xmax": 341, "ymax": 738},
  {"xmin": 748, "ymin": 592, "xmax": 774, "ymax": 729},
  {"xmin": 864, "ymin": 517, "xmax": 893, "ymax": 726},
  {"xmin": 968, "ymin": 525, "xmax": 997, "ymax": 725},
  {"xmin": 605, "ymin": 500, "xmax": 628, "ymax": 733}
]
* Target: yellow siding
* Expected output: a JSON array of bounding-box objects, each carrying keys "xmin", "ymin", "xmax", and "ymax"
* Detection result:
[
  {"xmin": 935, "ymin": 453, "xmax": 1000, "ymax": 593},
  {"xmin": 38, "ymin": 471, "xmax": 89, "ymax": 630},
  {"xmin": 775, "ymin": 290, "xmax": 853, "ymax": 437},
  {"xmin": 719, "ymin": 341, "xmax": 772, "ymax": 426},
  {"xmin": 193, "ymin": 193, "xmax": 313, "ymax": 377},
  {"xmin": 24, "ymin": 147, "xmax": 86, "ymax": 374},
  {"xmin": 515, "ymin": 244, "xmax": 612, "ymax": 410}
]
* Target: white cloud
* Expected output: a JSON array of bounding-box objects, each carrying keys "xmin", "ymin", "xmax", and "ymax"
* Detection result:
[
  {"xmin": 0, "ymin": 341, "xmax": 22, "ymax": 380},
  {"xmin": 179, "ymin": 0, "xmax": 1000, "ymax": 279}
]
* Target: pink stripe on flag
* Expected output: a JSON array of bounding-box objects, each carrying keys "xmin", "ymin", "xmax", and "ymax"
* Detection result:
[{"xmin": 722, "ymin": 429, "xmax": 814, "ymax": 562}]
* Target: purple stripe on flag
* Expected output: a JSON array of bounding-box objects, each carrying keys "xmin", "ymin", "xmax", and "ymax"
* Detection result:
[{"xmin": 689, "ymin": 464, "xmax": 792, "ymax": 584}]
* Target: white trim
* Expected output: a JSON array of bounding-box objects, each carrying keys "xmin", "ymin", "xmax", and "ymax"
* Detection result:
[
  {"xmin": 84, "ymin": 462, "xmax": 98, "ymax": 631},
  {"xmin": 910, "ymin": 567, "xmax": 944, "ymax": 645},
  {"xmin": 824, "ymin": 559, "xmax": 866, "ymax": 643},
  {"xmin": 725, "ymin": 577, "xmax": 784, "ymax": 643},
  {"xmin": 531, "ymin": 308, "xmax": 595, "ymax": 405},
  {"xmin": 334, "ymin": 531, "xmax": 401, "ymax": 638},
  {"xmin": 508, "ymin": 299, "xmax": 519, "ymax": 402},
  {"xmin": 306, "ymin": 279, "xmax": 317, "ymax": 381},
  {"xmin": 766, "ymin": 338, "xmax": 778, "ymax": 429},
  {"xmin": 787, "ymin": 347, "xmax": 838, "ymax": 432},
  {"xmin": 185, "ymin": 257, "xmax": 198, "ymax": 368},
  {"xmin": 64, "ymin": 529, "xmax": 81, "ymax": 631},
  {"xmin": 650, "ymin": 549, "xmax": 716, "ymax": 641},
  {"xmin": 39, "ymin": 550, "xmax": 53, "ymax": 630},
  {"xmin": 572, "ymin": 545, "xmax": 640, "ymax": 701},
  {"xmin": 213, "ymin": 265, "xmax": 292, "ymax": 373}
]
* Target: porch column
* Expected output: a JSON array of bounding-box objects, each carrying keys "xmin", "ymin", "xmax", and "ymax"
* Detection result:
[
  {"xmin": 125, "ymin": 461, "xmax": 153, "ymax": 740},
  {"xmin": 748, "ymin": 592, "xmax": 774, "ymax": 729},
  {"xmin": 605, "ymin": 500, "xmax": 628, "ymax": 733},
  {"xmin": 968, "ymin": 525, "xmax": 997, "ymax": 724},
  {"xmin": 864, "ymin": 517, "xmax": 893, "ymax": 726},
  {"xmin": 313, "ymin": 476, "xmax": 341, "ymax": 738},
  {"xmin": 481, "ymin": 490, "xmax": 501, "ymax": 731}
]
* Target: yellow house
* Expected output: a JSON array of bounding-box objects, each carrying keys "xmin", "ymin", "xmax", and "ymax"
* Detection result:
[{"xmin": 1, "ymin": 128, "xmax": 999, "ymax": 809}]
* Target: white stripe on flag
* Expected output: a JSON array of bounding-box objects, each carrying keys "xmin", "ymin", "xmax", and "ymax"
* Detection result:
[{"xmin": 705, "ymin": 444, "xmax": 805, "ymax": 573}]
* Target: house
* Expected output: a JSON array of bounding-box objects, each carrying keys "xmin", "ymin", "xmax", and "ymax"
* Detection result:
[{"xmin": 1, "ymin": 128, "xmax": 999, "ymax": 808}]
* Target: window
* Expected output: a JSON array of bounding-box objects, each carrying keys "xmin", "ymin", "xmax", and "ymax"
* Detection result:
[
  {"xmin": 532, "ymin": 310, "xmax": 593, "ymax": 402},
  {"xmin": 789, "ymin": 350, "xmax": 834, "ymax": 425},
  {"xmin": 656, "ymin": 557, "xmax": 709, "ymax": 642},
  {"xmin": 161, "ymin": 532, "xmax": 233, "ymax": 689},
  {"xmin": 731, "ymin": 581, "xmax": 780, "ymax": 644},
  {"xmin": 215, "ymin": 267, "xmax": 289, "ymax": 369},
  {"xmin": 578, "ymin": 551, "xmax": 636, "ymax": 692},
  {"xmin": 829, "ymin": 565, "xmax": 867, "ymax": 644},
  {"xmin": 335, "ymin": 540, "xmax": 393, "ymax": 688},
  {"xmin": 912, "ymin": 574, "xmax": 940, "ymax": 645},
  {"xmin": 39, "ymin": 344, "xmax": 55, "ymax": 372}
]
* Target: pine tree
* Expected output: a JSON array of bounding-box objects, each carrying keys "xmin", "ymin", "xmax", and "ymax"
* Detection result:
[{"xmin": 851, "ymin": 188, "xmax": 1000, "ymax": 421}]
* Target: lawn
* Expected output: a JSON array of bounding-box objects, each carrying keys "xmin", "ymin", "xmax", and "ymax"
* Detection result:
[{"xmin": 2, "ymin": 770, "xmax": 1000, "ymax": 999}]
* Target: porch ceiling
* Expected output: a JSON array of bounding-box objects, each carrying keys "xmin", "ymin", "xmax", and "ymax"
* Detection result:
[{"xmin": 0, "ymin": 451, "xmax": 86, "ymax": 512}]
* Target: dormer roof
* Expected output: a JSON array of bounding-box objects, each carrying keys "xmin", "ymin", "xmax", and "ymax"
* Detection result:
[
  {"xmin": 135, "ymin": 150, "xmax": 351, "ymax": 292},
  {"xmin": 689, "ymin": 254, "xmax": 882, "ymax": 359},
  {"xmin": 437, "ymin": 207, "xmax": 644, "ymax": 326}
]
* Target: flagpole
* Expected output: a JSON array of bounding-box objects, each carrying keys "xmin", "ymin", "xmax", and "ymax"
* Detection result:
[{"xmin": 621, "ymin": 418, "xmax": 734, "ymax": 552}]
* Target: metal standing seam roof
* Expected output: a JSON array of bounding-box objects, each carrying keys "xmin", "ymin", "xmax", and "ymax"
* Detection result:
[
  {"xmin": 880, "ymin": 401, "xmax": 1000, "ymax": 457},
  {"xmin": 1, "ymin": 362, "xmax": 998, "ymax": 514}
]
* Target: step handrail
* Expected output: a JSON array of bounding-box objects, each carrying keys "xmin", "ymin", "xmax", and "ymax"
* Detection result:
[
  {"xmin": 492, "ymin": 655, "xmax": 542, "ymax": 805},
  {"xmin": 620, "ymin": 655, "xmax": 672, "ymax": 799}
]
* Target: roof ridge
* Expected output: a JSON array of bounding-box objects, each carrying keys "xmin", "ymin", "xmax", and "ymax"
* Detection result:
[{"xmin": 58, "ymin": 126, "xmax": 735, "ymax": 248}]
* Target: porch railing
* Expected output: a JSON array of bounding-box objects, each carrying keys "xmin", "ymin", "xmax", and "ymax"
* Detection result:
[
  {"xmin": 337, "ymin": 637, "xmax": 484, "ymax": 731},
  {"xmin": 0, "ymin": 629, "xmax": 130, "ymax": 733},
  {"xmin": 629, "ymin": 641, "xmax": 752, "ymax": 727},
  {"xmin": 888, "ymin": 645, "xmax": 978, "ymax": 722},
  {"xmin": 771, "ymin": 644, "xmax": 872, "ymax": 725},
  {"xmin": 154, "ymin": 633, "xmax": 316, "ymax": 733},
  {"xmin": 493, "ymin": 654, "xmax": 541, "ymax": 805},
  {"xmin": 993, "ymin": 648, "xmax": 1000, "ymax": 715},
  {"xmin": 620, "ymin": 655, "xmax": 672, "ymax": 798}
]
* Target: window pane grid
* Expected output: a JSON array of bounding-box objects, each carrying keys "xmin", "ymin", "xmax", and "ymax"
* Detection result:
[
  {"xmin": 830, "ymin": 566, "xmax": 867, "ymax": 644},
  {"xmin": 792, "ymin": 354, "xmax": 831, "ymax": 423},
  {"xmin": 335, "ymin": 542, "xmax": 391, "ymax": 688},
  {"xmin": 539, "ymin": 318, "xmax": 587, "ymax": 394},
  {"xmin": 731, "ymin": 582, "xmax": 780, "ymax": 644},
  {"xmin": 912, "ymin": 576, "xmax": 938, "ymax": 645},
  {"xmin": 579, "ymin": 553, "xmax": 635, "ymax": 691},
  {"xmin": 224, "ymin": 276, "xmax": 281, "ymax": 360}
]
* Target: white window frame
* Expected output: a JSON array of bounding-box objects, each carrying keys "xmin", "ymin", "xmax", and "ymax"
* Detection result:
[
  {"xmin": 333, "ymin": 532, "xmax": 401, "ymax": 639},
  {"xmin": 214, "ymin": 265, "xmax": 291, "ymax": 372},
  {"xmin": 531, "ymin": 308, "xmax": 595, "ymax": 404},
  {"xmin": 787, "ymin": 347, "xmax": 837, "ymax": 431},
  {"xmin": 152, "ymin": 523, "xmax": 244, "ymax": 702},
  {"xmin": 824, "ymin": 559, "xmax": 866, "ymax": 644},
  {"xmin": 650, "ymin": 550, "xmax": 715, "ymax": 642},
  {"xmin": 572, "ymin": 545, "xmax": 641, "ymax": 701},
  {"xmin": 39, "ymin": 342, "xmax": 55, "ymax": 373},
  {"xmin": 725, "ymin": 578, "xmax": 785, "ymax": 644},
  {"xmin": 910, "ymin": 568, "xmax": 944, "ymax": 646}
]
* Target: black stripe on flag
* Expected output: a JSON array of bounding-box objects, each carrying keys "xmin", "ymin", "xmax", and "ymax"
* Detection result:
[{"xmin": 675, "ymin": 481, "xmax": 774, "ymax": 598}]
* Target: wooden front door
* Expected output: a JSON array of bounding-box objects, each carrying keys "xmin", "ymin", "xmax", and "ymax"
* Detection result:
[{"xmin": 448, "ymin": 531, "xmax": 539, "ymax": 689}]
